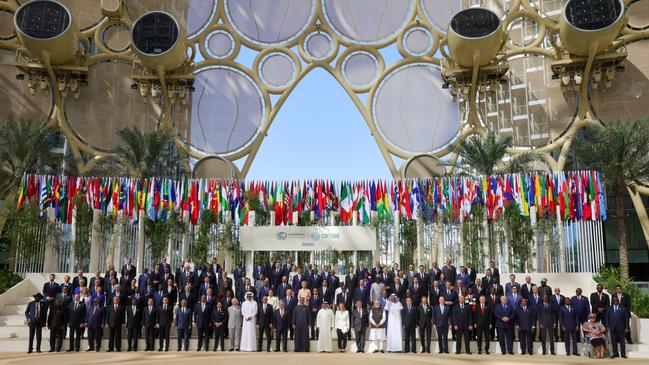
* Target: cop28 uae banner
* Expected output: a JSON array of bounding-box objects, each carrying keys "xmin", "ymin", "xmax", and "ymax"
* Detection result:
[{"xmin": 239, "ymin": 225, "xmax": 377, "ymax": 251}]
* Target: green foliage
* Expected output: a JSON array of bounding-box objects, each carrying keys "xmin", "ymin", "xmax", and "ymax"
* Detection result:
[
  {"xmin": 594, "ymin": 265, "xmax": 649, "ymax": 318},
  {"xmin": 247, "ymin": 190, "xmax": 268, "ymax": 226},
  {"xmin": 461, "ymin": 204, "xmax": 485, "ymax": 271},
  {"xmin": 7, "ymin": 200, "xmax": 63, "ymax": 265},
  {"xmin": 503, "ymin": 202, "xmax": 533, "ymax": 272},
  {"xmin": 145, "ymin": 210, "xmax": 185, "ymax": 263},
  {"xmin": 400, "ymin": 220, "xmax": 417, "ymax": 267},
  {"xmin": 0, "ymin": 270, "xmax": 22, "ymax": 294},
  {"xmin": 194, "ymin": 209, "xmax": 218, "ymax": 264},
  {"xmin": 453, "ymin": 131, "xmax": 539, "ymax": 176},
  {"xmin": 73, "ymin": 195, "xmax": 92, "ymax": 270}
]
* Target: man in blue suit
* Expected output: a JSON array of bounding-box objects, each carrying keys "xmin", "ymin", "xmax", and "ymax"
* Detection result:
[
  {"xmin": 274, "ymin": 301, "xmax": 290, "ymax": 352},
  {"xmin": 559, "ymin": 297, "xmax": 580, "ymax": 356},
  {"xmin": 432, "ymin": 297, "xmax": 450, "ymax": 354},
  {"xmin": 570, "ymin": 288, "xmax": 590, "ymax": 340},
  {"xmin": 495, "ymin": 296, "xmax": 515, "ymax": 354},
  {"xmin": 253, "ymin": 262, "xmax": 266, "ymax": 281},
  {"xmin": 607, "ymin": 296, "xmax": 629, "ymax": 358},
  {"xmin": 537, "ymin": 294, "xmax": 556, "ymax": 355},
  {"xmin": 504, "ymin": 274, "xmax": 520, "ymax": 296},
  {"xmin": 507, "ymin": 285, "xmax": 523, "ymax": 309},
  {"xmin": 175, "ymin": 299, "xmax": 192, "ymax": 351},
  {"xmin": 42, "ymin": 274, "xmax": 60, "ymax": 302},
  {"xmin": 515, "ymin": 297, "xmax": 535, "ymax": 355},
  {"xmin": 25, "ymin": 293, "xmax": 48, "ymax": 353},
  {"xmin": 85, "ymin": 298, "xmax": 105, "ymax": 352},
  {"xmin": 292, "ymin": 268, "xmax": 305, "ymax": 293}
]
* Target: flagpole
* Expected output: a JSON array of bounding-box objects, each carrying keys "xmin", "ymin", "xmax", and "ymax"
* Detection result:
[{"xmin": 89, "ymin": 208, "xmax": 101, "ymax": 273}]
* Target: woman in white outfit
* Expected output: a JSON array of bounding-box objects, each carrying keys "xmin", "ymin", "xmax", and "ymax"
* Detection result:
[
  {"xmin": 369, "ymin": 300, "xmax": 387, "ymax": 353},
  {"xmin": 335, "ymin": 303, "xmax": 350, "ymax": 352},
  {"xmin": 384, "ymin": 294, "xmax": 403, "ymax": 352}
]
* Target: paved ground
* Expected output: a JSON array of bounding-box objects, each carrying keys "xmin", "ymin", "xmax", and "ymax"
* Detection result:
[{"xmin": 0, "ymin": 351, "xmax": 644, "ymax": 365}]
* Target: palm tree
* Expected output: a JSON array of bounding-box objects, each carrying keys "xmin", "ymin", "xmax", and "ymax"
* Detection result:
[
  {"xmin": 454, "ymin": 131, "xmax": 539, "ymax": 175},
  {"xmin": 572, "ymin": 119, "xmax": 649, "ymax": 279}
]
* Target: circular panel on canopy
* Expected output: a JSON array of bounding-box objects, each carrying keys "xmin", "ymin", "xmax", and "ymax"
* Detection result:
[
  {"xmin": 419, "ymin": 0, "xmax": 462, "ymax": 32},
  {"xmin": 402, "ymin": 154, "xmax": 446, "ymax": 178},
  {"xmin": 0, "ymin": 50, "xmax": 53, "ymax": 121},
  {"xmin": 479, "ymin": 55, "xmax": 577, "ymax": 148},
  {"xmin": 185, "ymin": 66, "xmax": 265, "ymax": 155},
  {"xmin": 373, "ymin": 63, "xmax": 460, "ymax": 154},
  {"xmin": 323, "ymin": 0, "xmax": 413, "ymax": 44},
  {"xmin": 402, "ymin": 26, "xmax": 433, "ymax": 57},
  {"xmin": 125, "ymin": 0, "xmax": 216, "ymax": 38},
  {"xmin": 259, "ymin": 52, "xmax": 297, "ymax": 90},
  {"xmin": 342, "ymin": 51, "xmax": 379, "ymax": 88},
  {"xmin": 507, "ymin": 17, "xmax": 540, "ymax": 47},
  {"xmin": 193, "ymin": 156, "xmax": 238, "ymax": 179},
  {"xmin": 0, "ymin": 10, "xmax": 15, "ymax": 40},
  {"xmin": 102, "ymin": 23, "xmax": 130, "ymax": 53},
  {"xmin": 63, "ymin": 61, "xmax": 161, "ymax": 151},
  {"xmin": 57, "ymin": 0, "xmax": 104, "ymax": 31},
  {"xmin": 225, "ymin": 0, "xmax": 315, "ymax": 45},
  {"xmin": 206, "ymin": 30, "xmax": 235, "ymax": 59},
  {"xmin": 628, "ymin": 0, "xmax": 649, "ymax": 29},
  {"xmin": 303, "ymin": 31, "xmax": 334, "ymax": 61},
  {"xmin": 590, "ymin": 40, "xmax": 649, "ymax": 123}
]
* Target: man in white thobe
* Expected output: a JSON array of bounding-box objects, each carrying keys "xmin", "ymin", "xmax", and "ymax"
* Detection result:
[
  {"xmin": 384, "ymin": 294, "xmax": 403, "ymax": 352},
  {"xmin": 240, "ymin": 292, "xmax": 258, "ymax": 352},
  {"xmin": 316, "ymin": 302, "xmax": 335, "ymax": 352}
]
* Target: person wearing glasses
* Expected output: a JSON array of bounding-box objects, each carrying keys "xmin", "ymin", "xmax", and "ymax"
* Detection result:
[{"xmin": 582, "ymin": 313, "xmax": 607, "ymax": 359}]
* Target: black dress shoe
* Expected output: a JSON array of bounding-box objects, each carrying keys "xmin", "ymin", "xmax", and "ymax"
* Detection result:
[
  {"xmin": 373, "ymin": 350, "xmax": 379, "ymax": 353},
  {"xmin": 66, "ymin": 349, "xmax": 74, "ymax": 352},
  {"xmin": 622, "ymin": 355, "xmax": 628, "ymax": 359},
  {"xmin": 508, "ymin": 351, "xmax": 514, "ymax": 355},
  {"xmin": 486, "ymin": 350, "xmax": 490, "ymax": 354},
  {"xmin": 478, "ymin": 350, "xmax": 482, "ymax": 354},
  {"xmin": 36, "ymin": 350, "xmax": 41, "ymax": 353},
  {"xmin": 380, "ymin": 350, "xmax": 385, "ymax": 353},
  {"xmin": 158, "ymin": 348, "xmax": 163, "ymax": 352},
  {"xmin": 27, "ymin": 350, "xmax": 33, "ymax": 354},
  {"xmin": 467, "ymin": 352, "xmax": 472, "ymax": 355},
  {"xmin": 48, "ymin": 349, "xmax": 54, "ymax": 353}
]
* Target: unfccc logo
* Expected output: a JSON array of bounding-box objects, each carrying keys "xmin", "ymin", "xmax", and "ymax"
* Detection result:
[
  {"xmin": 310, "ymin": 230, "xmax": 321, "ymax": 241},
  {"xmin": 276, "ymin": 231, "xmax": 287, "ymax": 240}
]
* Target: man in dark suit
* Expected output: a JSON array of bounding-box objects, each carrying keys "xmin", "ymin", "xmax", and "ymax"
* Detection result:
[
  {"xmin": 122, "ymin": 258, "xmax": 137, "ymax": 281},
  {"xmin": 274, "ymin": 300, "xmax": 290, "ymax": 352},
  {"xmin": 309, "ymin": 288, "xmax": 322, "ymax": 340},
  {"xmin": 417, "ymin": 296, "xmax": 433, "ymax": 353},
  {"xmin": 389, "ymin": 277, "xmax": 405, "ymax": 301},
  {"xmin": 257, "ymin": 295, "xmax": 274, "ymax": 352},
  {"xmin": 282, "ymin": 289, "xmax": 297, "ymax": 340},
  {"xmin": 607, "ymin": 296, "xmax": 630, "ymax": 358},
  {"xmin": 85, "ymin": 298, "xmax": 104, "ymax": 351},
  {"xmin": 559, "ymin": 297, "xmax": 579, "ymax": 356},
  {"xmin": 409, "ymin": 276, "xmax": 424, "ymax": 306},
  {"xmin": 432, "ymin": 297, "xmax": 450, "ymax": 354},
  {"xmin": 352, "ymin": 300, "xmax": 368, "ymax": 353},
  {"xmin": 428, "ymin": 280, "xmax": 442, "ymax": 307},
  {"xmin": 590, "ymin": 284, "xmax": 610, "ymax": 314},
  {"xmin": 537, "ymin": 294, "xmax": 556, "ymax": 355},
  {"xmin": 402, "ymin": 297, "xmax": 417, "ymax": 353},
  {"xmin": 277, "ymin": 276, "xmax": 291, "ymax": 299},
  {"xmin": 488, "ymin": 261, "xmax": 500, "ymax": 282},
  {"xmin": 570, "ymin": 288, "xmax": 590, "ymax": 339},
  {"xmin": 441, "ymin": 260, "xmax": 456, "ymax": 285},
  {"xmin": 552, "ymin": 287, "xmax": 565, "ymax": 341},
  {"xmin": 142, "ymin": 298, "xmax": 157, "ymax": 351},
  {"xmin": 42, "ymin": 274, "xmax": 60, "ymax": 302},
  {"xmin": 474, "ymin": 294, "xmax": 492, "ymax": 354},
  {"xmin": 174, "ymin": 299, "xmax": 192, "ymax": 351},
  {"xmin": 345, "ymin": 268, "xmax": 357, "ymax": 292},
  {"xmin": 194, "ymin": 295, "xmax": 212, "ymax": 351},
  {"xmin": 452, "ymin": 295, "xmax": 472, "ymax": 354},
  {"xmin": 25, "ymin": 293, "xmax": 48, "ymax": 353},
  {"xmin": 253, "ymin": 262, "xmax": 266, "ymax": 281},
  {"xmin": 354, "ymin": 279, "xmax": 370, "ymax": 306},
  {"xmin": 495, "ymin": 296, "xmax": 515, "ymax": 355},
  {"xmin": 126, "ymin": 297, "xmax": 142, "ymax": 351},
  {"xmin": 72, "ymin": 270, "xmax": 87, "ymax": 290},
  {"xmin": 106, "ymin": 296, "xmax": 125, "ymax": 352},
  {"xmin": 520, "ymin": 276, "xmax": 535, "ymax": 299},
  {"xmin": 157, "ymin": 296, "xmax": 174, "ymax": 351},
  {"xmin": 320, "ymin": 280, "xmax": 333, "ymax": 305},
  {"xmin": 336, "ymin": 284, "xmax": 353, "ymax": 339},
  {"xmin": 67, "ymin": 295, "xmax": 86, "ymax": 352},
  {"xmin": 613, "ymin": 285, "xmax": 633, "ymax": 344},
  {"xmin": 515, "ymin": 298, "xmax": 535, "ymax": 355},
  {"xmin": 90, "ymin": 271, "xmax": 105, "ymax": 291}
]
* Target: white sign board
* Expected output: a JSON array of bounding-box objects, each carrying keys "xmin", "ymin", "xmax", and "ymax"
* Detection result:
[{"xmin": 239, "ymin": 226, "xmax": 377, "ymax": 251}]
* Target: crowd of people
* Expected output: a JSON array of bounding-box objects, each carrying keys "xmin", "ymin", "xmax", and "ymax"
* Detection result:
[{"xmin": 24, "ymin": 257, "xmax": 633, "ymax": 358}]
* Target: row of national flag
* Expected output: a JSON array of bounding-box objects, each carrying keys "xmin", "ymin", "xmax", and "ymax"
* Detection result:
[{"xmin": 16, "ymin": 171, "xmax": 607, "ymax": 225}]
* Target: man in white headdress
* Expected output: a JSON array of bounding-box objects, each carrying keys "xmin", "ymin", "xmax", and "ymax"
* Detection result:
[
  {"xmin": 384, "ymin": 294, "xmax": 403, "ymax": 352},
  {"xmin": 369, "ymin": 299, "xmax": 386, "ymax": 353},
  {"xmin": 316, "ymin": 301, "xmax": 335, "ymax": 352},
  {"xmin": 240, "ymin": 292, "xmax": 258, "ymax": 351}
]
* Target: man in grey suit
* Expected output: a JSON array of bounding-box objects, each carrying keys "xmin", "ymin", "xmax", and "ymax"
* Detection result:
[
  {"xmin": 228, "ymin": 298, "xmax": 243, "ymax": 351},
  {"xmin": 352, "ymin": 300, "xmax": 368, "ymax": 353},
  {"xmin": 175, "ymin": 299, "xmax": 192, "ymax": 351}
]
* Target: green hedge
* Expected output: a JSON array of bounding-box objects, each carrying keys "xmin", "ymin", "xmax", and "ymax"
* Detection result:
[
  {"xmin": 593, "ymin": 265, "xmax": 649, "ymax": 318},
  {"xmin": 0, "ymin": 271, "xmax": 23, "ymax": 295}
]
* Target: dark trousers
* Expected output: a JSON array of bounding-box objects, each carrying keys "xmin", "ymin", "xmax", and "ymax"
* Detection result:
[
  {"xmin": 310, "ymin": 312, "xmax": 318, "ymax": 339},
  {"xmin": 563, "ymin": 329, "xmax": 578, "ymax": 355},
  {"xmin": 455, "ymin": 326, "xmax": 470, "ymax": 353},
  {"xmin": 49, "ymin": 328, "xmax": 64, "ymax": 351},
  {"xmin": 275, "ymin": 329, "xmax": 288, "ymax": 352},
  {"xmin": 258, "ymin": 325, "xmax": 272, "ymax": 351},
  {"xmin": 108, "ymin": 326, "xmax": 122, "ymax": 351},
  {"xmin": 355, "ymin": 330, "xmax": 365, "ymax": 351},
  {"xmin": 177, "ymin": 328, "xmax": 190, "ymax": 350},
  {"xmin": 476, "ymin": 326, "xmax": 490, "ymax": 352},
  {"xmin": 336, "ymin": 329, "xmax": 348, "ymax": 350},
  {"xmin": 497, "ymin": 326, "xmax": 514, "ymax": 354},
  {"xmin": 554, "ymin": 317, "xmax": 563, "ymax": 341},
  {"xmin": 213, "ymin": 326, "xmax": 225, "ymax": 350},
  {"xmin": 436, "ymin": 327, "xmax": 448, "ymax": 353},
  {"xmin": 419, "ymin": 325, "xmax": 431, "ymax": 352},
  {"xmin": 539, "ymin": 325, "xmax": 555, "ymax": 354},
  {"xmin": 127, "ymin": 326, "xmax": 140, "ymax": 350},
  {"xmin": 611, "ymin": 330, "xmax": 626, "ymax": 356},
  {"xmin": 158, "ymin": 325, "xmax": 170, "ymax": 350},
  {"xmin": 87, "ymin": 327, "xmax": 102, "ymax": 350},
  {"xmin": 28, "ymin": 325, "xmax": 43, "ymax": 351},
  {"xmin": 69, "ymin": 326, "xmax": 84, "ymax": 350},
  {"xmin": 197, "ymin": 326, "xmax": 210, "ymax": 350},
  {"xmin": 519, "ymin": 329, "xmax": 532, "ymax": 354},
  {"xmin": 404, "ymin": 325, "xmax": 416, "ymax": 352},
  {"xmin": 144, "ymin": 327, "xmax": 155, "ymax": 350}
]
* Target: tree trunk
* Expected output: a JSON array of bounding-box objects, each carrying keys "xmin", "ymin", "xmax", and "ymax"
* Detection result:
[{"xmin": 615, "ymin": 190, "xmax": 629, "ymax": 279}]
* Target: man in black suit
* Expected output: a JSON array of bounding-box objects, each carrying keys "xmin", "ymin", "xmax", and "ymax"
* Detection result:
[
  {"xmin": 66, "ymin": 295, "xmax": 86, "ymax": 352},
  {"xmin": 42, "ymin": 274, "xmax": 60, "ymax": 302},
  {"xmin": 515, "ymin": 298, "xmax": 535, "ymax": 355},
  {"xmin": 488, "ymin": 261, "xmax": 500, "ymax": 282},
  {"xmin": 274, "ymin": 300, "xmax": 290, "ymax": 352},
  {"xmin": 537, "ymin": 294, "xmax": 556, "ymax": 355},
  {"xmin": 590, "ymin": 284, "xmax": 610, "ymax": 314},
  {"xmin": 410, "ymin": 276, "xmax": 424, "ymax": 306},
  {"xmin": 194, "ymin": 295, "xmax": 212, "ymax": 351},
  {"xmin": 442, "ymin": 259, "xmax": 457, "ymax": 285},
  {"xmin": 552, "ymin": 287, "xmax": 565, "ymax": 341},
  {"xmin": 309, "ymin": 288, "xmax": 322, "ymax": 340},
  {"xmin": 143, "ymin": 298, "xmax": 157, "ymax": 351},
  {"xmin": 352, "ymin": 300, "xmax": 368, "ymax": 353},
  {"xmin": 613, "ymin": 285, "xmax": 633, "ymax": 344},
  {"xmin": 432, "ymin": 297, "xmax": 450, "ymax": 354},
  {"xmin": 156, "ymin": 296, "xmax": 174, "ymax": 351},
  {"xmin": 257, "ymin": 295, "xmax": 274, "ymax": 352},
  {"xmin": 390, "ymin": 276, "xmax": 406, "ymax": 301},
  {"xmin": 474, "ymin": 294, "xmax": 492, "ymax": 354},
  {"xmin": 25, "ymin": 293, "xmax": 48, "ymax": 353},
  {"xmin": 126, "ymin": 297, "xmax": 142, "ymax": 351},
  {"xmin": 122, "ymin": 258, "xmax": 137, "ymax": 281},
  {"xmin": 428, "ymin": 280, "xmax": 442, "ymax": 306},
  {"xmin": 320, "ymin": 279, "xmax": 333, "ymax": 304},
  {"xmin": 559, "ymin": 297, "xmax": 579, "ymax": 356},
  {"xmin": 106, "ymin": 296, "xmax": 125, "ymax": 352},
  {"xmin": 72, "ymin": 270, "xmax": 87, "ymax": 290},
  {"xmin": 417, "ymin": 296, "xmax": 433, "ymax": 353},
  {"xmin": 452, "ymin": 295, "xmax": 472, "ymax": 354},
  {"xmin": 344, "ymin": 268, "xmax": 357, "ymax": 292},
  {"xmin": 607, "ymin": 296, "xmax": 630, "ymax": 358},
  {"xmin": 85, "ymin": 298, "xmax": 104, "ymax": 352},
  {"xmin": 402, "ymin": 297, "xmax": 417, "ymax": 353},
  {"xmin": 89, "ymin": 271, "xmax": 105, "ymax": 291}
]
